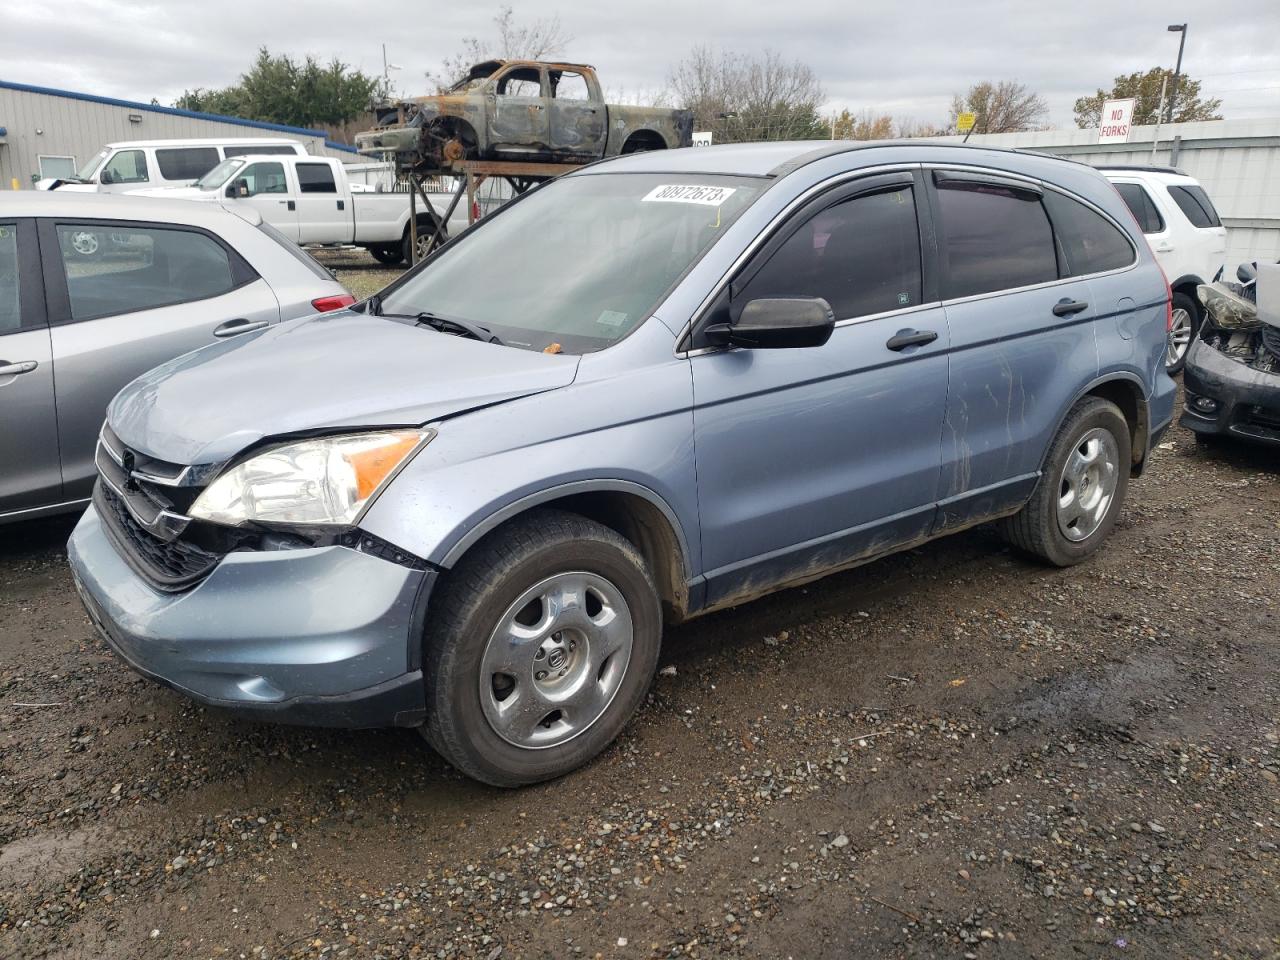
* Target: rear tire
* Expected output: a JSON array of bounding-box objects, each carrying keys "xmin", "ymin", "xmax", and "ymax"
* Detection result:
[
  {"xmin": 401, "ymin": 219, "xmax": 448, "ymax": 265},
  {"xmin": 421, "ymin": 509, "xmax": 662, "ymax": 787},
  {"xmin": 1165, "ymin": 292, "xmax": 1199, "ymax": 375},
  {"xmin": 999, "ymin": 397, "xmax": 1131, "ymax": 567},
  {"xmin": 369, "ymin": 244, "xmax": 404, "ymax": 266}
]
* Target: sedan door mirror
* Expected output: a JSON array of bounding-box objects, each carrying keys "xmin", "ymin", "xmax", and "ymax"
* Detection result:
[{"xmin": 705, "ymin": 297, "xmax": 835, "ymax": 349}]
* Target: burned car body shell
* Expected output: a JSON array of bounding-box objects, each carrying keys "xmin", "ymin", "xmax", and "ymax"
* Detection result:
[
  {"xmin": 1181, "ymin": 268, "xmax": 1280, "ymax": 445},
  {"xmin": 356, "ymin": 60, "xmax": 693, "ymax": 171}
]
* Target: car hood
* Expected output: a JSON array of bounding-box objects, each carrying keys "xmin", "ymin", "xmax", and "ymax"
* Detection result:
[{"xmin": 107, "ymin": 310, "xmax": 581, "ymax": 465}]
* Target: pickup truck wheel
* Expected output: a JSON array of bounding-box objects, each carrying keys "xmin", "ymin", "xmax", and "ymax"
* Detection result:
[
  {"xmin": 999, "ymin": 397, "xmax": 1131, "ymax": 567},
  {"xmin": 1165, "ymin": 293, "xmax": 1199, "ymax": 375},
  {"xmin": 402, "ymin": 221, "xmax": 447, "ymax": 265},
  {"xmin": 421, "ymin": 509, "xmax": 662, "ymax": 788},
  {"xmin": 369, "ymin": 244, "xmax": 404, "ymax": 266}
]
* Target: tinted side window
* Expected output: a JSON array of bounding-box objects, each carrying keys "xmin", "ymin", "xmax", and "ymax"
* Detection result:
[
  {"xmin": 1114, "ymin": 183, "xmax": 1165, "ymax": 234},
  {"xmin": 101, "ymin": 150, "xmax": 149, "ymax": 185},
  {"xmin": 935, "ymin": 181, "xmax": 1058, "ymax": 299},
  {"xmin": 155, "ymin": 147, "xmax": 221, "ymax": 181},
  {"xmin": 0, "ymin": 223, "xmax": 20, "ymax": 335},
  {"xmin": 56, "ymin": 225, "xmax": 236, "ymax": 321},
  {"xmin": 1042, "ymin": 192, "xmax": 1135, "ymax": 276},
  {"xmin": 296, "ymin": 163, "xmax": 337, "ymax": 194},
  {"xmin": 740, "ymin": 186, "xmax": 922, "ymax": 320},
  {"xmin": 1168, "ymin": 184, "xmax": 1222, "ymax": 228}
]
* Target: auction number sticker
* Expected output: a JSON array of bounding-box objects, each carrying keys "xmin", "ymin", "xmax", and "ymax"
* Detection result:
[{"xmin": 642, "ymin": 184, "xmax": 736, "ymax": 206}]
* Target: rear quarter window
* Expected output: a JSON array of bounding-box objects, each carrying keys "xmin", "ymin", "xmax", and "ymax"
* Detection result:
[
  {"xmin": 1043, "ymin": 191, "xmax": 1135, "ymax": 276},
  {"xmin": 1167, "ymin": 184, "xmax": 1222, "ymax": 228},
  {"xmin": 1113, "ymin": 182, "xmax": 1165, "ymax": 235}
]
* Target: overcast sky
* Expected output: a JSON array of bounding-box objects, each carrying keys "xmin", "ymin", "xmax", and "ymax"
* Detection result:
[{"xmin": 4, "ymin": 0, "xmax": 1279, "ymax": 129}]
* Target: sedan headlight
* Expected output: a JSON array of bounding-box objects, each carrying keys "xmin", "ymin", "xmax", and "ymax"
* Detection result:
[{"xmin": 190, "ymin": 430, "xmax": 432, "ymax": 527}]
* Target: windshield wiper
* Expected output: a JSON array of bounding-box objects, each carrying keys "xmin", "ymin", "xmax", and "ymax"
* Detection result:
[{"xmin": 415, "ymin": 311, "xmax": 503, "ymax": 344}]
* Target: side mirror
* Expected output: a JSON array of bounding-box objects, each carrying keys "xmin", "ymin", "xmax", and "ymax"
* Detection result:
[
  {"xmin": 1237, "ymin": 261, "xmax": 1258, "ymax": 284},
  {"xmin": 705, "ymin": 297, "xmax": 835, "ymax": 349},
  {"xmin": 100, "ymin": 170, "xmax": 115, "ymax": 184}
]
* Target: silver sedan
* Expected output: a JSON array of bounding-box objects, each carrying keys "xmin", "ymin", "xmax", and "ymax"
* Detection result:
[{"xmin": 0, "ymin": 192, "xmax": 354, "ymax": 524}]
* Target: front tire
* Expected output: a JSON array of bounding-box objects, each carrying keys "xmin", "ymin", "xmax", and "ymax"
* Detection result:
[
  {"xmin": 1000, "ymin": 397, "xmax": 1131, "ymax": 567},
  {"xmin": 369, "ymin": 244, "xmax": 404, "ymax": 266},
  {"xmin": 421, "ymin": 510, "xmax": 662, "ymax": 787}
]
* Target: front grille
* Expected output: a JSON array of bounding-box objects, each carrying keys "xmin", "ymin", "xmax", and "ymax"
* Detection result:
[{"xmin": 95, "ymin": 482, "xmax": 223, "ymax": 591}]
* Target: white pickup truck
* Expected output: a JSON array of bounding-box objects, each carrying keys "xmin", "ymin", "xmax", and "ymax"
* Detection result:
[{"xmin": 137, "ymin": 155, "xmax": 485, "ymax": 264}]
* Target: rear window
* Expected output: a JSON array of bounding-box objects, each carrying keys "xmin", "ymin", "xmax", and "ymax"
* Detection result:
[
  {"xmin": 1042, "ymin": 191, "xmax": 1135, "ymax": 277},
  {"xmin": 256, "ymin": 222, "xmax": 335, "ymax": 281},
  {"xmin": 155, "ymin": 147, "xmax": 220, "ymax": 181},
  {"xmin": 935, "ymin": 180, "xmax": 1058, "ymax": 299},
  {"xmin": 1167, "ymin": 184, "xmax": 1222, "ymax": 228},
  {"xmin": 297, "ymin": 163, "xmax": 337, "ymax": 194},
  {"xmin": 1113, "ymin": 182, "xmax": 1165, "ymax": 235}
]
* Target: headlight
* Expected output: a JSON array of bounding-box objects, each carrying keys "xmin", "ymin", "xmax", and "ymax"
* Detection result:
[{"xmin": 189, "ymin": 430, "xmax": 431, "ymax": 527}]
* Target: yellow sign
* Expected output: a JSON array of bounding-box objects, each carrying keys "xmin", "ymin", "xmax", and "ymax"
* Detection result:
[{"xmin": 956, "ymin": 112, "xmax": 977, "ymax": 133}]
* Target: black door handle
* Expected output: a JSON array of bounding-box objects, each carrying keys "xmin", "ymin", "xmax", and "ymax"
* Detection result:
[
  {"xmin": 337, "ymin": 200, "xmax": 345, "ymax": 211},
  {"xmin": 886, "ymin": 329, "xmax": 938, "ymax": 351},
  {"xmin": 278, "ymin": 199, "xmax": 296, "ymax": 211},
  {"xmin": 1052, "ymin": 298, "xmax": 1089, "ymax": 316}
]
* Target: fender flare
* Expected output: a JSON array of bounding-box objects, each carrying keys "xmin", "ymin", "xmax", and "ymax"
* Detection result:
[
  {"xmin": 1037, "ymin": 372, "xmax": 1150, "ymax": 475},
  {"xmin": 436, "ymin": 478, "xmax": 695, "ymax": 579}
]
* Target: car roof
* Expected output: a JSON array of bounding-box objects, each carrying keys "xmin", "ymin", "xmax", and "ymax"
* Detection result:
[
  {"xmin": 101, "ymin": 138, "xmax": 304, "ymax": 150},
  {"xmin": 0, "ymin": 191, "xmax": 263, "ymax": 228},
  {"xmin": 578, "ymin": 139, "xmax": 1090, "ymax": 179}
]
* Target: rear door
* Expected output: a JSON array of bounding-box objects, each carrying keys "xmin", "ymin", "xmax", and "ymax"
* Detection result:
[
  {"xmin": 230, "ymin": 160, "xmax": 299, "ymax": 240},
  {"xmin": 1111, "ymin": 179, "xmax": 1173, "ymax": 268},
  {"xmin": 42, "ymin": 219, "xmax": 279, "ymax": 496},
  {"xmin": 547, "ymin": 68, "xmax": 606, "ymax": 156},
  {"xmin": 0, "ymin": 218, "xmax": 62, "ymax": 514},
  {"xmin": 929, "ymin": 169, "xmax": 1100, "ymax": 530},
  {"xmin": 293, "ymin": 161, "xmax": 350, "ymax": 243}
]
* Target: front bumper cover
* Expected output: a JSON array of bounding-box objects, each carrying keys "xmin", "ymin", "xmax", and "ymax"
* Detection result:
[
  {"xmin": 68, "ymin": 505, "xmax": 433, "ymax": 728},
  {"xmin": 1180, "ymin": 338, "xmax": 1280, "ymax": 446}
]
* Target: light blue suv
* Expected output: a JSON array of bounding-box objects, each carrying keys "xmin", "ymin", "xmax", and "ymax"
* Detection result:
[{"xmin": 69, "ymin": 142, "xmax": 1175, "ymax": 786}]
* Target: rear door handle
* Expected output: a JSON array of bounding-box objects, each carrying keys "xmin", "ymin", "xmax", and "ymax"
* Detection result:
[
  {"xmin": 885, "ymin": 329, "xmax": 938, "ymax": 351},
  {"xmin": 1052, "ymin": 299, "xmax": 1089, "ymax": 317},
  {"xmin": 213, "ymin": 318, "xmax": 269, "ymax": 338},
  {"xmin": 0, "ymin": 360, "xmax": 38, "ymax": 376}
]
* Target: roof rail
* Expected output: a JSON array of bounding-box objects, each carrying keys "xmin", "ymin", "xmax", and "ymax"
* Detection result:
[{"xmin": 1092, "ymin": 163, "xmax": 1188, "ymax": 176}]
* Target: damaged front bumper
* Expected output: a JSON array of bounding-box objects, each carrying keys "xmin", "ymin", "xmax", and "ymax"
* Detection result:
[{"xmin": 1180, "ymin": 334, "xmax": 1280, "ymax": 445}]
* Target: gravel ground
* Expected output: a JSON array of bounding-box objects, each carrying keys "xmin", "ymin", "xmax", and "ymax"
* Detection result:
[
  {"xmin": 2, "ymin": 378, "xmax": 1278, "ymax": 959},
  {"xmin": 315, "ymin": 247, "xmax": 406, "ymax": 302}
]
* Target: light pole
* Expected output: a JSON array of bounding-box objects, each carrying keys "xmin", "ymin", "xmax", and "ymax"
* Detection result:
[{"xmin": 1166, "ymin": 24, "xmax": 1187, "ymax": 124}]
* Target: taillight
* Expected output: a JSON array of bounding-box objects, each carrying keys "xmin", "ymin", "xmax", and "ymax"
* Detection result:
[
  {"xmin": 471, "ymin": 201, "xmax": 481, "ymax": 222},
  {"xmin": 312, "ymin": 294, "xmax": 356, "ymax": 313}
]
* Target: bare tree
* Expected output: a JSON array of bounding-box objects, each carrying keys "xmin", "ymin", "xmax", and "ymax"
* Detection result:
[
  {"xmin": 949, "ymin": 80, "xmax": 1048, "ymax": 134},
  {"xmin": 895, "ymin": 117, "xmax": 950, "ymax": 138},
  {"xmin": 428, "ymin": 6, "xmax": 573, "ymax": 91},
  {"xmin": 669, "ymin": 46, "xmax": 828, "ymax": 142}
]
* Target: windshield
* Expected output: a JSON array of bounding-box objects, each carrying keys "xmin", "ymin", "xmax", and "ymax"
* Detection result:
[
  {"xmin": 378, "ymin": 173, "xmax": 764, "ymax": 353},
  {"xmin": 77, "ymin": 149, "xmax": 109, "ymax": 181},
  {"xmin": 195, "ymin": 157, "xmax": 247, "ymax": 190}
]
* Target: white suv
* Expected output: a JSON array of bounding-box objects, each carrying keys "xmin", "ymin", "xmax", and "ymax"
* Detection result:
[{"xmin": 1100, "ymin": 166, "xmax": 1228, "ymax": 373}]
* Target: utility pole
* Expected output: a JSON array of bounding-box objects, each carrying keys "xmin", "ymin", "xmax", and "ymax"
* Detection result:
[{"xmin": 1166, "ymin": 24, "xmax": 1187, "ymax": 124}]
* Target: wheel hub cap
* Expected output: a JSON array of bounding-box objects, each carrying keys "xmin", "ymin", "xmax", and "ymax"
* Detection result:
[
  {"xmin": 1056, "ymin": 427, "xmax": 1120, "ymax": 542},
  {"xmin": 480, "ymin": 572, "xmax": 634, "ymax": 750}
]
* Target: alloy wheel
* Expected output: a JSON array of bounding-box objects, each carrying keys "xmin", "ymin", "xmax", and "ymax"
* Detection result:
[{"xmin": 1057, "ymin": 427, "xmax": 1120, "ymax": 542}]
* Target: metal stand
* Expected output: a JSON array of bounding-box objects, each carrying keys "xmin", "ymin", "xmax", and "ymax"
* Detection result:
[{"xmin": 404, "ymin": 160, "xmax": 583, "ymax": 265}]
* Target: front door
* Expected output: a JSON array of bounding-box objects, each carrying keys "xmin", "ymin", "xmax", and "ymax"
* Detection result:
[
  {"xmin": 0, "ymin": 219, "xmax": 62, "ymax": 515},
  {"xmin": 485, "ymin": 65, "xmax": 550, "ymax": 154},
  {"xmin": 690, "ymin": 172, "xmax": 949, "ymax": 608},
  {"xmin": 230, "ymin": 160, "xmax": 299, "ymax": 241},
  {"xmin": 547, "ymin": 68, "xmax": 606, "ymax": 156},
  {"xmin": 43, "ymin": 219, "xmax": 280, "ymax": 496},
  {"xmin": 928, "ymin": 170, "xmax": 1103, "ymax": 529}
]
